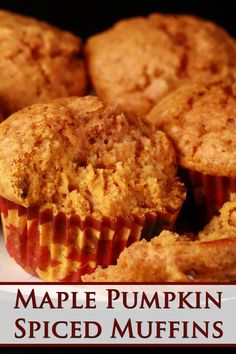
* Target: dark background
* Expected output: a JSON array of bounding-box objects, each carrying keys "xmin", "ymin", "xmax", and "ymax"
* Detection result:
[
  {"xmin": 1, "ymin": 0, "xmax": 235, "ymax": 352},
  {"xmin": 1, "ymin": 0, "xmax": 236, "ymax": 40}
]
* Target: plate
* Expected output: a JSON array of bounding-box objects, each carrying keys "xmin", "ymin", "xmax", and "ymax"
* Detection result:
[{"xmin": 0, "ymin": 232, "xmax": 41, "ymax": 282}]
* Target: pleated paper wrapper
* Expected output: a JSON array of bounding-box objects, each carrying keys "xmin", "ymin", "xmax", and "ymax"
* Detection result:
[
  {"xmin": 182, "ymin": 169, "xmax": 236, "ymax": 223},
  {"xmin": 0, "ymin": 196, "xmax": 181, "ymax": 282}
]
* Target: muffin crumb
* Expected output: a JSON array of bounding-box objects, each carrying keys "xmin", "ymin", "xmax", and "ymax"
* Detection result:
[{"xmin": 0, "ymin": 96, "xmax": 185, "ymax": 218}]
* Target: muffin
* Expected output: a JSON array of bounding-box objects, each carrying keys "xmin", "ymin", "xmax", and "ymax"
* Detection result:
[
  {"xmin": 0, "ymin": 96, "xmax": 185, "ymax": 282},
  {"xmin": 0, "ymin": 10, "xmax": 87, "ymax": 117},
  {"xmin": 83, "ymin": 200, "xmax": 236, "ymax": 282},
  {"xmin": 147, "ymin": 79, "xmax": 236, "ymax": 223},
  {"xmin": 85, "ymin": 13, "xmax": 236, "ymax": 115}
]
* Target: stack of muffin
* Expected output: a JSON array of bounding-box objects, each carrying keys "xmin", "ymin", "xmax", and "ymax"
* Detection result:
[{"xmin": 0, "ymin": 10, "xmax": 235, "ymax": 282}]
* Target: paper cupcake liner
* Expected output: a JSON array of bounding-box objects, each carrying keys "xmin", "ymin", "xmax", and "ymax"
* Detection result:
[
  {"xmin": 182, "ymin": 169, "xmax": 236, "ymax": 222},
  {"xmin": 0, "ymin": 196, "xmax": 180, "ymax": 282}
]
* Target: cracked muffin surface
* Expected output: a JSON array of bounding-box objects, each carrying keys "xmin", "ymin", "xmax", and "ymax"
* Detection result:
[
  {"xmin": 0, "ymin": 96, "xmax": 185, "ymax": 218},
  {"xmin": 147, "ymin": 79, "xmax": 236, "ymax": 176},
  {"xmin": 0, "ymin": 10, "xmax": 87, "ymax": 116},
  {"xmin": 86, "ymin": 13, "xmax": 236, "ymax": 115}
]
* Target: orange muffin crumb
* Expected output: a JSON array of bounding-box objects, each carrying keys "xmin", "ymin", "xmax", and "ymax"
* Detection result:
[{"xmin": 0, "ymin": 96, "xmax": 185, "ymax": 218}]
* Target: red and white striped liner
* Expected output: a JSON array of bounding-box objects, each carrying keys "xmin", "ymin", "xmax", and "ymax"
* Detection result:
[
  {"xmin": 184, "ymin": 169, "xmax": 236, "ymax": 220},
  {"xmin": 0, "ymin": 196, "xmax": 181, "ymax": 282}
]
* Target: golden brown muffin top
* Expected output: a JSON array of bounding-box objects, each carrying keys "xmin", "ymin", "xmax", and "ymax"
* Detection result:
[
  {"xmin": 86, "ymin": 13, "xmax": 236, "ymax": 115},
  {"xmin": 0, "ymin": 96, "xmax": 185, "ymax": 218},
  {"xmin": 147, "ymin": 79, "xmax": 236, "ymax": 176},
  {"xmin": 0, "ymin": 10, "xmax": 87, "ymax": 116},
  {"xmin": 83, "ymin": 200, "xmax": 236, "ymax": 282}
]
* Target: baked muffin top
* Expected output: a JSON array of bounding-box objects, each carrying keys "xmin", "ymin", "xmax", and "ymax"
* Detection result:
[
  {"xmin": 0, "ymin": 96, "xmax": 185, "ymax": 218},
  {"xmin": 85, "ymin": 13, "xmax": 236, "ymax": 115},
  {"xmin": 0, "ymin": 10, "xmax": 87, "ymax": 116},
  {"xmin": 147, "ymin": 79, "xmax": 236, "ymax": 176},
  {"xmin": 83, "ymin": 200, "xmax": 236, "ymax": 282}
]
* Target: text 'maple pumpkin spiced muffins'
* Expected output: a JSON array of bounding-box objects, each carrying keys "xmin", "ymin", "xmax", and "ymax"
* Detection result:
[
  {"xmin": 83, "ymin": 199, "xmax": 236, "ymax": 282},
  {"xmin": 0, "ymin": 10, "xmax": 87, "ymax": 117},
  {"xmin": 147, "ymin": 79, "xmax": 236, "ymax": 223},
  {"xmin": 85, "ymin": 13, "xmax": 236, "ymax": 115},
  {"xmin": 0, "ymin": 96, "xmax": 185, "ymax": 282}
]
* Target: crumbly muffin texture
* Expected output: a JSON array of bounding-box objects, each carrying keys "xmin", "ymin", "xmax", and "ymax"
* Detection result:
[
  {"xmin": 0, "ymin": 96, "xmax": 185, "ymax": 218},
  {"xmin": 86, "ymin": 13, "xmax": 236, "ymax": 115},
  {"xmin": 199, "ymin": 199, "xmax": 236, "ymax": 240},
  {"xmin": 147, "ymin": 79, "xmax": 236, "ymax": 176},
  {"xmin": 0, "ymin": 10, "xmax": 87, "ymax": 116},
  {"xmin": 83, "ymin": 200, "xmax": 236, "ymax": 282}
]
